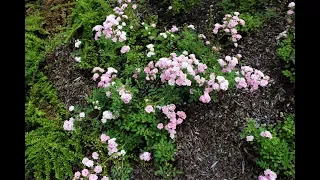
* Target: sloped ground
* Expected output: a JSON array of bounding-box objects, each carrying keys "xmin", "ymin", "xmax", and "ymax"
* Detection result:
[{"xmin": 41, "ymin": 0, "xmax": 294, "ymax": 179}]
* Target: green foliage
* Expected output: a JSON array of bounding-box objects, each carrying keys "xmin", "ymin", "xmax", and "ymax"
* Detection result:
[
  {"xmin": 25, "ymin": 2, "xmax": 83, "ymax": 180},
  {"xmin": 240, "ymin": 114, "xmax": 295, "ymax": 178},
  {"xmin": 166, "ymin": 0, "xmax": 200, "ymax": 14},
  {"xmin": 26, "ymin": 73, "xmax": 69, "ymax": 131},
  {"xmin": 25, "ymin": 8, "xmax": 49, "ymax": 86},
  {"xmin": 25, "ymin": 0, "xmax": 267, "ymax": 179},
  {"xmin": 219, "ymin": 0, "xmax": 278, "ymax": 34},
  {"xmin": 238, "ymin": 13, "xmax": 264, "ymax": 33},
  {"xmin": 277, "ymin": 31, "xmax": 295, "ymax": 83},
  {"xmin": 65, "ymin": 0, "xmax": 115, "ymax": 68},
  {"xmin": 26, "ymin": 127, "xmax": 83, "ymax": 180},
  {"xmin": 219, "ymin": 0, "xmax": 273, "ymax": 14}
]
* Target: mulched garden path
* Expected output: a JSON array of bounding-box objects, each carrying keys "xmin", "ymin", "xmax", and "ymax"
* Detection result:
[{"xmin": 42, "ymin": 0, "xmax": 295, "ymax": 179}]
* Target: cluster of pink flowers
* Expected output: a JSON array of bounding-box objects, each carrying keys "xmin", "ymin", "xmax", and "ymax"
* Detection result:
[
  {"xmin": 139, "ymin": 152, "xmax": 151, "ymax": 161},
  {"xmin": 287, "ymin": 2, "xmax": 295, "ymax": 15},
  {"xmin": 107, "ymin": 137, "xmax": 126, "ymax": 157},
  {"xmin": 235, "ymin": 66, "xmax": 270, "ymax": 92},
  {"xmin": 260, "ymin": 131, "xmax": 272, "ymax": 139},
  {"xmin": 63, "ymin": 117, "xmax": 75, "ymax": 131},
  {"xmin": 146, "ymin": 44, "xmax": 155, "ymax": 57},
  {"xmin": 101, "ymin": 134, "xmax": 110, "ymax": 143},
  {"xmin": 154, "ymin": 53, "xmax": 208, "ymax": 87},
  {"xmin": 218, "ymin": 54, "xmax": 241, "ymax": 73},
  {"xmin": 92, "ymin": 0, "xmax": 134, "ymax": 42},
  {"xmin": 258, "ymin": 169, "xmax": 277, "ymax": 180},
  {"xmin": 73, "ymin": 152, "xmax": 109, "ymax": 180},
  {"xmin": 101, "ymin": 110, "xmax": 116, "ymax": 123},
  {"xmin": 158, "ymin": 104, "xmax": 187, "ymax": 139},
  {"xmin": 100, "ymin": 134, "xmax": 126, "ymax": 159},
  {"xmin": 92, "ymin": 14, "xmax": 127, "ymax": 42},
  {"xmin": 117, "ymin": 85, "xmax": 133, "ymax": 104},
  {"xmin": 104, "ymin": 136, "xmax": 118, "ymax": 155},
  {"xmin": 92, "ymin": 67, "xmax": 118, "ymax": 88},
  {"xmin": 132, "ymin": 68, "xmax": 141, "ymax": 79},
  {"xmin": 213, "ymin": 12, "xmax": 245, "ymax": 47},
  {"xmin": 145, "ymin": 105, "xmax": 155, "ymax": 113},
  {"xmin": 144, "ymin": 61, "xmax": 158, "ymax": 81},
  {"xmin": 199, "ymin": 73, "xmax": 229, "ymax": 103}
]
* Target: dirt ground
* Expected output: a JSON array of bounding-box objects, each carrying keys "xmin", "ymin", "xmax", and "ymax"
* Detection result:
[{"xmin": 41, "ymin": 0, "xmax": 295, "ymax": 179}]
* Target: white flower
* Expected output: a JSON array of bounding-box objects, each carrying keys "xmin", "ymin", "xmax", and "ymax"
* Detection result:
[
  {"xmin": 122, "ymin": 22, "xmax": 126, "ymax": 26},
  {"xmin": 209, "ymin": 73, "xmax": 215, "ymax": 80},
  {"xmin": 75, "ymin": 57, "xmax": 81, "ymax": 62},
  {"xmin": 288, "ymin": 2, "xmax": 295, "ymax": 8},
  {"xmin": 75, "ymin": 39, "xmax": 81, "ymax": 48},
  {"xmin": 147, "ymin": 51, "xmax": 155, "ymax": 57},
  {"xmin": 198, "ymin": 34, "xmax": 206, "ymax": 39},
  {"xmin": 69, "ymin": 106, "xmax": 74, "ymax": 111},
  {"xmin": 187, "ymin": 24, "xmax": 195, "ymax": 30},
  {"xmin": 168, "ymin": 6, "xmax": 172, "ymax": 10},
  {"xmin": 234, "ymin": 12, "xmax": 240, "ymax": 16},
  {"xmin": 146, "ymin": 44, "xmax": 154, "ymax": 49},
  {"xmin": 117, "ymin": 25, "xmax": 123, "ymax": 30},
  {"xmin": 182, "ymin": 50, "xmax": 188, "ymax": 55},
  {"xmin": 103, "ymin": 110, "xmax": 114, "ymax": 119},
  {"xmin": 79, "ymin": 112, "xmax": 85, "ymax": 118},
  {"xmin": 85, "ymin": 160, "xmax": 94, "ymax": 167},
  {"xmin": 120, "ymin": 150, "xmax": 126, "ymax": 155},
  {"xmin": 107, "ymin": 67, "xmax": 118, "ymax": 74},
  {"xmin": 216, "ymin": 76, "xmax": 225, "ymax": 83},
  {"xmin": 160, "ymin": 33, "xmax": 167, "ymax": 38},
  {"xmin": 234, "ymin": 43, "xmax": 238, "ymax": 47},
  {"xmin": 101, "ymin": 118, "xmax": 107, "ymax": 123}
]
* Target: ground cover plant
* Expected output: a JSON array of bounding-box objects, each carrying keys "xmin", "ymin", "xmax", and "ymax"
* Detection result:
[{"xmin": 25, "ymin": 0, "xmax": 295, "ymax": 179}]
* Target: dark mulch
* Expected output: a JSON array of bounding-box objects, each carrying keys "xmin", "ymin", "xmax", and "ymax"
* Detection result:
[
  {"xmin": 43, "ymin": 43, "xmax": 96, "ymax": 107},
  {"xmin": 41, "ymin": 0, "xmax": 294, "ymax": 179}
]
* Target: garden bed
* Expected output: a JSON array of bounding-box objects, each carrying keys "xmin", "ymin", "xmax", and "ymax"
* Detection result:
[{"xmin": 26, "ymin": 0, "xmax": 295, "ymax": 179}]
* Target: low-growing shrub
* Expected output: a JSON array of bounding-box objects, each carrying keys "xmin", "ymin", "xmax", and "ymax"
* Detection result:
[
  {"xmin": 240, "ymin": 114, "xmax": 295, "ymax": 178},
  {"xmin": 166, "ymin": 0, "xmax": 200, "ymax": 14},
  {"xmin": 26, "ymin": 127, "xmax": 83, "ymax": 180},
  {"xmin": 218, "ymin": 0, "xmax": 278, "ymax": 34},
  {"xmin": 276, "ymin": 2, "xmax": 295, "ymax": 83}
]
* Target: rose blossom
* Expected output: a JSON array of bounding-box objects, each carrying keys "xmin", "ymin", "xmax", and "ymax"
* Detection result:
[
  {"xmin": 157, "ymin": 123, "xmax": 164, "ymax": 130},
  {"xmin": 92, "ymin": 152, "xmax": 99, "ymax": 159},
  {"xmin": 139, "ymin": 152, "xmax": 151, "ymax": 161},
  {"xmin": 260, "ymin": 131, "xmax": 272, "ymax": 139},
  {"xmin": 246, "ymin": 135, "xmax": 254, "ymax": 141},
  {"xmin": 101, "ymin": 134, "xmax": 110, "ymax": 143},
  {"xmin": 89, "ymin": 174, "xmax": 98, "ymax": 180},
  {"xmin": 145, "ymin": 105, "xmax": 154, "ymax": 113},
  {"xmin": 94, "ymin": 165, "xmax": 102, "ymax": 173},
  {"xmin": 81, "ymin": 169, "xmax": 89, "ymax": 177}
]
